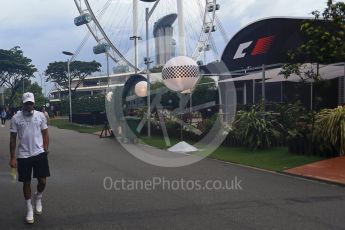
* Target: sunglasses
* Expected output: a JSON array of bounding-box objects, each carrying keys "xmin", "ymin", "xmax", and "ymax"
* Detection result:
[{"xmin": 24, "ymin": 102, "xmax": 34, "ymax": 106}]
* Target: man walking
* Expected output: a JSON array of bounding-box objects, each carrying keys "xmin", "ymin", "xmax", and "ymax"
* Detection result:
[{"xmin": 9, "ymin": 92, "xmax": 49, "ymax": 224}]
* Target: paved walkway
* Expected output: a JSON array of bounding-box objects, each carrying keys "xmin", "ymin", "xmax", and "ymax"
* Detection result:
[
  {"xmin": 1, "ymin": 123, "xmax": 345, "ymax": 229},
  {"xmin": 285, "ymin": 156, "xmax": 345, "ymax": 185}
]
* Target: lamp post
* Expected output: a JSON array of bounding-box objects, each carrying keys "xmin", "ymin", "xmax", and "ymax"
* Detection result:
[
  {"xmin": 62, "ymin": 51, "xmax": 74, "ymax": 123},
  {"xmin": 130, "ymin": 0, "xmax": 141, "ymax": 74},
  {"xmin": 134, "ymin": 81, "xmax": 148, "ymax": 98},
  {"xmin": 106, "ymin": 52, "xmax": 110, "ymax": 87},
  {"xmin": 93, "ymin": 43, "xmax": 110, "ymax": 89},
  {"xmin": 38, "ymin": 72, "xmax": 45, "ymax": 107},
  {"xmin": 144, "ymin": 0, "xmax": 161, "ymax": 137},
  {"xmin": 162, "ymin": 56, "xmax": 199, "ymax": 153}
]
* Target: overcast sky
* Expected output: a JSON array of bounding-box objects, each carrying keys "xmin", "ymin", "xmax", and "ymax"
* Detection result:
[{"xmin": 0, "ymin": 0, "xmax": 327, "ymax": 95}]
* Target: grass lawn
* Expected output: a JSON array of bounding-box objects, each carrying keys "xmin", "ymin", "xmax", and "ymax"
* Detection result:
[
  {"xmin": 210, "ymin": 146, "xmax": 324, "ymax": 172},
  {"xmin": 140, "ymin": 135, "xmax": 325, "ymax": 172},
  {"xmin": 49, "ymin": 118, "xmax": 103, "ymax": 134},
  {"xmin": 50, "ymin": 122, "xmax": 325, "ymax": 172}
]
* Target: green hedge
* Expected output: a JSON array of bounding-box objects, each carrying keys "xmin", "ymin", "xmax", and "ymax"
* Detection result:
[
  {"xmin": 287, "ymin": 106, "xmax": 345, "ymax": 157},
  {"xmin": 60, "ymin": 95, "xmax": 105, "ymax": 115}
]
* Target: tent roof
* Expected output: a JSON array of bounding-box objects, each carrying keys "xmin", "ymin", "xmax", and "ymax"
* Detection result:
[
  {"xmin": 265, "ymin": 63, "xmax": 344, "ymax": 83},
  {"xmin": 216, "ymin": 63, "xmax": 344, "ymax": 83},
  {"xmin": 218, "ymin": 67, "xmax": 281, "ymax": 82}
]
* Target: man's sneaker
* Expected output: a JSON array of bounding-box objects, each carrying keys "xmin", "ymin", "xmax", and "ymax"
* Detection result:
[
  {"xmin": 34, "ymin": 193, "xmax": 43, "ymax": 215},
  {"xmin": 26, "ymin": 209, "xmax": 34, "ymax": 224}
]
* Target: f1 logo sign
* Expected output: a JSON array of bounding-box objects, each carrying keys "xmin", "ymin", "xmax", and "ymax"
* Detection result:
[
  {"xmin": 233, "ymin": 35, "xmax": 276, "ymax": 59},
  {"xmin": 233, "ymin": 41, "xmax": 253, "ymax": 59}
]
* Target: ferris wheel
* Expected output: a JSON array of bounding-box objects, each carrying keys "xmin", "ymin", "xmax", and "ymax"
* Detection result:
[{"xmin": 73, "ymin": 0, "xmax": 221, "ymax": 71}]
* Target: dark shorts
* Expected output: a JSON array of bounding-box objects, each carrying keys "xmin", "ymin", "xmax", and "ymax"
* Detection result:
[{"xmin": 17, "ymin": 152, "xmax": 50, "ymax": 182}]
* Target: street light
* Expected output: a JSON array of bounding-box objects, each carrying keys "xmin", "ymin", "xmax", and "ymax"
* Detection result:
[
  {"xmin": 93, "ymin": 43, "xmax": 111, "ymax": 88},
  {"xmin": 62, "ymin": 51, "xmax": 74, "ymax": 123},
  {"xmin": 143, "ymin": 0, "xmax": 161, "ymax": 137},
  {"xmin": 38, "ymin": 72, "xmax": 46, "ymax": 107},
  {"xmin": 134, "ymin": 81, "xmax": 148, "ymax": 97}
]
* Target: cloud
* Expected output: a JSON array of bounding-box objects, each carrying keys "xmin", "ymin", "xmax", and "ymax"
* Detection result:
[
  {"xmin": 213, "ymin": 0, "xmax": 326, "ymax": 52},
  {"xmin": 218, "ymin": 0, "xmax": 325, "ymax": 27},
  {"xmin": 0, "ymin": 0, "xmax": 329, "ymax": 95},
  {"xmin": 218, "ymin": 0, "xmax": 257, "ymax": 18},
  {"xmin": 0, "ymin": 0, "xmax": 78, "ymax": 29}
]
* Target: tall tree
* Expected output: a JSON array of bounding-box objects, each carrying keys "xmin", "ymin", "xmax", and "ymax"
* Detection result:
[
  {"xmin": 45, "ymin": 60, "xmax": 101, "ymax": 96},
  {"xmin": 281, "ymin": 0, "xmax": 345, "ymax": 80},
  {"xmin": 150, "ymin": 81, "xmax": 180, "ymax": 109},
  {"xmin": 192, "ymin": 77, "xmax": 217, "ymax": 106},
  {"xmin": 0, "ymin": 47, "xmax": 37, "ymax": 104},
  {"xmin": 5, "ymin": 81, "xmax": 44, "ymax": 108},
  {"xmin": 150, "ymin": 78, "xmax": 218, "ymax": 112},
  {"xmin": 192, "ymin": 77, "xmax": 218, "ymax": 118}
]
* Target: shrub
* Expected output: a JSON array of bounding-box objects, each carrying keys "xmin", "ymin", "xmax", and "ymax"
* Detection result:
[
  {"xmin": 313, "ymin": 106, "xmax": 345, "ymax": 156},
  {"xmin": 197, "ymin": 114, "xmax": 217, "ymax": 133},
  {"xmin": 234, "ymin": 104, "xmax": 283, "ymax": 150},
  {"xmin": 222, "ymin": 127, "xmax": 243, "ymax": 147},
  {"xmin": 60, "ymin": 95, "xmax": 105, "ymax": 114},
  {"xmin": 286, "ymin": 115, "xmax": 313, "ymax": 155},
  {"xmin": 274, "ymin": 102, "xmax": 306, "ymax": 131}
]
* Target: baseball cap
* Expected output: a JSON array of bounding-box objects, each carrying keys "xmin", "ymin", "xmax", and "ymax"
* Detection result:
[{"xmin": 22, "ymin": 92, "xmax": 35, "ymax": 103}]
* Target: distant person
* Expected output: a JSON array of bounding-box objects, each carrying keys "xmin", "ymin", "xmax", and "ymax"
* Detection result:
[
  {"xmin": 1, "ymin": 108, "xmax": 7, "ymax": 127},
  {"xmin": 9, "ymin": 92, "xmax": 50, "ymax": 224},
  {"xmin": 6, "ymin": 107, "xmax": 11, "ymax": 119},
  {"xmin": 41, "ymin": 107, "xmax": 50, "ymax": 124},
  {"xmin": 50, "ymin": 105, "xmax": 56, "ymax": 117}
]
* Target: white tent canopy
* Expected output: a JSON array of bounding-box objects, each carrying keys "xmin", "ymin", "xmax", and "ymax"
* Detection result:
[
  {"xmin": 218, "ymin": 68, "xmax": 281, "ymax": 82},
  {"xmin": 215, "ymin": 63, "xmax": 344, "ymax": 83},
  {"xmin": 215, "ymin": 62, "xmax": 344, "ymax": 109},
  {"xmin": 261, "ymin": 63, "xmax": 345, "ymax": 110},
  {"xmin": 264, "ymin": 63, "xmax": 345, "ymax": 83}
]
